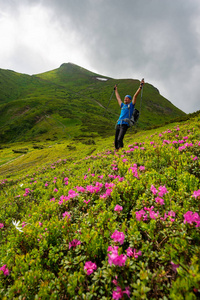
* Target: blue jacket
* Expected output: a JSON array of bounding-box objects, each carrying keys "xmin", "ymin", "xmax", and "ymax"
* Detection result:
[{"xmin": 117, "ymin": 102, "xmax": 135, "ymax": 126}]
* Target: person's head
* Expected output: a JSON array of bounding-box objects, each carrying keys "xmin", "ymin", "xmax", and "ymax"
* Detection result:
[{"xmin": 124, "ymin": 95, "xmax": 132, "ymax": 104}]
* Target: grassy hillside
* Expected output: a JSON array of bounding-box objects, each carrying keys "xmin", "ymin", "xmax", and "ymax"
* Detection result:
[
  {"xmin": 0, "ymin": 63, "xmax": 186, "ymax": 143},
  {"xmin": 0, "ymin": 113, "xmax": 199, "ymax": 299}
]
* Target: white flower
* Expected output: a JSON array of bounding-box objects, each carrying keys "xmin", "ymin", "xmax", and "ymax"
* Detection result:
[{"xmin": 12, "ymin": 220, "xmax": 23, "ymax": 232}]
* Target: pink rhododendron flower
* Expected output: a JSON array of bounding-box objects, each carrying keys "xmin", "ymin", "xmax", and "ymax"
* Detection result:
[
  {"xmin": 67, "ymin": 189, "xmax": 79, "ymax": 200},
  {"xmin": 158, "ymin": 185, "xmax": 168, "ymax": 197},
  {"xmin": 171, "ymin": 261, "xmax": 179, "ymax": 272},
  {"xmin": 112, "ymin": 286, "xmax": 130, "ymax": 299},
  {"xmin": 107, "ymin": 246, "xmax": 127, "ymax": 267},
  {"xmin": 0, "ymin": 265, "xmax": 9, "ymax": 276},
  {"xmin": 69, "ymin": 239, "xmax": 81, "ymax": 249},
  {"xmin": 129, "ymin": 165, "xmax": 139, "ymax": 178},
  {"xmin": 184, "ymin": 211, "xmax": 200, "ymax": 227},
  {"xmin": 114, "ymin": 205, "xmax": 123, "ymax": 212},
  {"xmin": 192, "ymin": 190, "xmax": 200, "ymax": 199},
  {"xmin": 135, "ymin": 209, "xmax": 148, "ymax": 221},
  {"xmin": 179, "ymin": 145, "xmax": 186, "ymax": 151},
  {"xmin": 133, "ymin": 249, "xmax": 142, "ymax": 258},
  {"xmin": 105, "ymin": 182, "xmax": 115, "ymax": 189},
  {"xmin": 111, "ymin": 230, "xmax": 125, "ymax": 245},
  {"xmin": 155, "ymin": 197, "xmax": 165, "ymax": 205},
  {"xmin": 161, "ymin": 211, "xmax": 176, "ymax": 222},
  {"xmin": 191, "ymin": 155, "xmax": 198, "ymax": 160},
  {"xmin": 149, "ymin": 209, "xmax": 159, "ymax": 220},
  {"xmin": 76, "ymin": 186, "xmax": 85, "ymax": 192},
  {"xmin": 83, "ymin": 199, "xmax": 90, "ymax": 204},
  {"xmin": 151, "ymin": 185, "xmax": 158, "ymax": 195},
  {"xmin": 122, "ymin": 159, "xmax": 128, "ymax": 162},
  {"xmin": 139, "ymin": 166, "xmax": 145, "ymax": 171},
  {"xmin": 86, "ymin": 184, "xmax": 100, "ymax": 193},
  {"xmin": 126, "ymin": 247, "xmax": 133, "ymax": 257},
  {"xmin": 59, "ymin": 195, "xmax": 68, "ymax": 204},
  {"xmin": 126, "ymin": 247, "xmax": 142, "ymax": 258},
  {"xmin": 84, "ymin": 261, "xmax": 97, "ymax": 275},
  {"xmin": 100, "ymin": 188, "xmax": 113, "ymax": 199},
  {"xmin": 62, "ymin": 211, "xmax": 71, "ymax": 220},
  {"xmin": 0, "ymin": 223, "xmax": 4, "ymax": 229}
]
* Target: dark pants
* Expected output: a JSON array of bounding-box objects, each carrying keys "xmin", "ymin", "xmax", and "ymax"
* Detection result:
[{"xmin": 115, "ymin": 124, "xmax": 129, "ymax": 150}]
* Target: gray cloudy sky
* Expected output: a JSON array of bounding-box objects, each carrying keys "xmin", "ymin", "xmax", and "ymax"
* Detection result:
[{"xmin": 0, "ymin": 0, "xmax": 200, "ymax": 113}]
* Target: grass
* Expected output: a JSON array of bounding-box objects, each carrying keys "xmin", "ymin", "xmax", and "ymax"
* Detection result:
[{"xmin": 0, "ymin": 113, "xmax": 200, "ymax": 299}]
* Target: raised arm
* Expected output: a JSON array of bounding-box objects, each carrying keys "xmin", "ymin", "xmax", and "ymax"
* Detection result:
[
  {"xmin": 114, "ymin": 85, "xmax": 122, "ymax": 107},
  {"xmin": 132, "ymin": 78, "xmax": 145, "ymax": 105}
]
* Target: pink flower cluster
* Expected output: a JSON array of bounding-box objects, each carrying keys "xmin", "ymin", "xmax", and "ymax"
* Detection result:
[
  {"xmin": 76, "ymin": 186, "xmax": 85, "ymax": 192},
  {"xmin": 23, "ymin": 188, "xmax": 31, "ymax": 197},
  {"xmin": 191, "ymin": 155, "xmax": 198, "ymax": 161},
  {"xmin": 100, "ymin": 182, "xmax": 116, "ymax": 199},
  {"xmin": 178, "ymin": 142, "xmax": 193, "ymax": 151},
  {"xmin": 155, "ymin": 197, "xmax": 165, "ymax": 205},
  {"xmin": 108, "ymin": 174, "xmax": 124, "ymax": 181},
  {"xmin": 151, "ymin": 185, "xmax": 168, "ymax": 197},
  {"xmin": 107, "ymin": 246, "xmax": 127, "ymax": 267},
  {"xmin": 184, "ymin": 211, "xmax": 200, "ymax": 227},
  {"xmin": 192, "ymin": 189, "xmax": 200, "ymax": 199},
  {"xmin": 64, "ymin": 177, "xmax": 68, "ymax": 185},
  {"xmin": 0, "ymin": 223, "xmax": 4, "ymax": 229},
  {"xmin": 83, "ymin": 199, "xmax": 90, "ymax": 204},
  {"xmin": 126, "ymin": 247, "xmax": 142, "ymax": 258},
  {"xmin": 62, "ymin": 211, "xmax": 71, "ymax": 220},
  {"xmin": 100, "ymin": 189, "xmax": 112, "ymax": 199},
  {"xmin": 0, "ymin": 265, "xmax": 9, "ymax": 276},
  {"xmin": 59, "ymin": 190, "xmax": 79, "ymax": 205},
  {"xmin": 86, "ymin": 182, "xmax": 102, "ymax": 193},
  {"xmin": 114, "ymin": 205, "xmax": 123, "ymax": 212},
  {"xmin": 111, "ymin": 230, "xmax": 125, "ymax": 245},
  {"xmin": 129, "ymin": 164, "xmax": 139, "ymax": 179},
  {"xmin": 171, "ymin": 261, "xmax": 179, "ymax": 273},
  {"xmin": 108, "ymin": 245, "xmax": 142, "ymax": 268},
  {"xmin": 84, "ymin": 261, "xmax": 97, "ymax": 275},
  {"xmin": 69, "ymin": 239, "xmax": 81, "ymax": 249},
  {"xmin": 126, "ymin": 144, "xmax": 145, "ymax": 153},
  {"xmin": 112, "ymin": 284, "xmax": 130, "ymax": 300},
  {"xmin": 160, "ymin": 211, "xmax": 176, "ymax": 222},
  {"xmin": 136, "ymin": 207, "xmax": 159, "ymax": 221},
  {"xmin": 58, "ymin": 195, "xmax": 68, "ymax": 205}
]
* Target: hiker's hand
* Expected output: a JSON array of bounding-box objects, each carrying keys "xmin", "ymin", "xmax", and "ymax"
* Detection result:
[
  {"xmin": 114, "ymin": 84, "xmax": 117, "ymax": 90},
  {"xmin": 140, "ymin": 78, "xmax": 145, "ymax": 87}
]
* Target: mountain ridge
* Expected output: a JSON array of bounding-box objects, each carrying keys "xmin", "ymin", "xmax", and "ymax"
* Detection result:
[{"xmin": 0, "ymin": 63, "xmax": 186, "ymax": 143}]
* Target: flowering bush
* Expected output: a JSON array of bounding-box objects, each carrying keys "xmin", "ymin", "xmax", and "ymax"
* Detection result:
[{"xmin": 0, "ymin": 114, "xmax": 200, "ymax": 299}]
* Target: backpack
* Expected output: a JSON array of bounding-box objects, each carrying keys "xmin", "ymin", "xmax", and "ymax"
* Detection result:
[
  {"xmin": 123, "ymin": 104, "xmax": 140, "ymax": 127},
  {"xmin": 129, "ymin": 107, "xmax": 140, "ymax": 126}
]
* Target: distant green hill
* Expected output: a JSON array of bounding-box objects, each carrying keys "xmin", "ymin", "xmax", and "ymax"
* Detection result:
[{"xmin": 0, "ymin": 63, "xmax": 186, "ymax": 143}]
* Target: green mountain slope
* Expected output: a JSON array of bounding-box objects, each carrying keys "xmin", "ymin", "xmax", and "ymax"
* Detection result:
[{"xmin": 0, "ymin": 63, "xmax": 186, "ymax": 143}]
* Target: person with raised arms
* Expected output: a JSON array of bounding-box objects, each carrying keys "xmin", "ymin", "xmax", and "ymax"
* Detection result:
[{"xmin": 114, "ymin": 78, "xmax": 145, "ymax": 151}]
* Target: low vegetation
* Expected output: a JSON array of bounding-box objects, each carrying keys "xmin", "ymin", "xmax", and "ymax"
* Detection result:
[{"xmin": 0, "ymin": 112, "xmax": 199, "ymax": 299}]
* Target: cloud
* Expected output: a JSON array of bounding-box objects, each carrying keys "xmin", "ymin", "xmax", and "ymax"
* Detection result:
[{"xmin": 0, "ymin": 0, "xmax": 200, "ymax": 113}]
